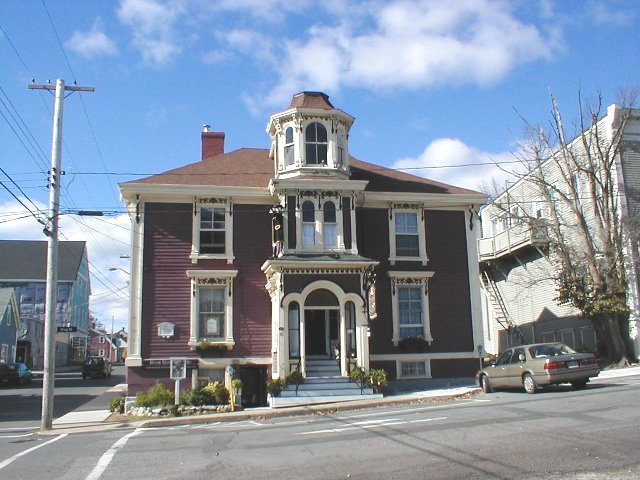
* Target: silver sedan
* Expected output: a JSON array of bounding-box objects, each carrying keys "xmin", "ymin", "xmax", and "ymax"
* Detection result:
[{"xmin": 476, "ymin": 343, "xmax": 600, "ymax": 394}]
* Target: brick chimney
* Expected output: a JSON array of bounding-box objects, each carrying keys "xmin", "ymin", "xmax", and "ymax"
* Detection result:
[{"xmin": 201, "ymin": 124, "xmax": 225, "ymax": 160}]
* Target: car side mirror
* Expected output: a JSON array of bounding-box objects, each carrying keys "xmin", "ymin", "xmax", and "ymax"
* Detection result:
[{"xmin": 489, "ymin": 359, "xmax": 496, "ymax": 367}]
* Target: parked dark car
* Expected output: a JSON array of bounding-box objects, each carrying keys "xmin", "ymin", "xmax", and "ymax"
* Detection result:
[
  {"xmin": 82, "ymin": 356, "xmax": 112, "ymax": 379},
  {"xmin": 0, "ymin": 362, "xmax": 33, "ymax": 386},
  {"xmin": 476, "ymin": 343, "xmax": 600, "ymax": 394}
]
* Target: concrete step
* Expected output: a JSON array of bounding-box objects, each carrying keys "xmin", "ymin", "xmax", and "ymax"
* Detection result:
[{"xmin": 270, "ymin": 392, "xmax": 383, "ymax": 408}]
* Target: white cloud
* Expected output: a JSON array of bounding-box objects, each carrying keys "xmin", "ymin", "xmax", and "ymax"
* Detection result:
[
  {"xmin": 117, "ymin": 0, "xmax": 186, "ymax": 66},
  {"xmin": 391, "ymin": 137, "xmax": 518, "ymax": 192},
  {"xmin": 0, "ymin": 200, "xmax": 132, "ymax": 331},
  {"xmin": 586, "ymin": 0, "xmax": 634, "ymax": 26},
  {"xmin": 66, "ymin": 19, "xmax": 117, "ymax": 58},
  {"xmin": 260, "ymin": 0, "xmax": 557, "ymax": 106}
]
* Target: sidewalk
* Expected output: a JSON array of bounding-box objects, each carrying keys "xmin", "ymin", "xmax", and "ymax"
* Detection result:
[{"xmin": 48, "ymin": 364, "xmax": 640, "ymax": 434}]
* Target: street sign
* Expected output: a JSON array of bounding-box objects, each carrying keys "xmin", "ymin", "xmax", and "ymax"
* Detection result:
[{"xmin": 57, "ymin": 326, "xmax": 77, "ymax": 332}]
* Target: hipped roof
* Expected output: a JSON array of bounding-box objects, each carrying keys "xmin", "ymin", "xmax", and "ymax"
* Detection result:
[{"xmin": 122, "ymin": 148, "xmax": 481, "ymax": 196}]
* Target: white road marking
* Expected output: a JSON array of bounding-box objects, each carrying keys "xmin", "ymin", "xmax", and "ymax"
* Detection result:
[
  {"xmin": 0, "ymin": 431, "xmax": 36, "ymax": 439},
  {"xmin": 296, "ymin": 416, "xmax": 447, "ymax": 435},
  {"xmin": 84, "ymin": 428, "xmax": 142, "ymax": 480},
  {"xmin": 0, "ymin": 433, "xmax": 67, "ymax": 470}
]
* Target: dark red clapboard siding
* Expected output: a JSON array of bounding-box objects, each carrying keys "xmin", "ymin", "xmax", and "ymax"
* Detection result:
[
  {"xmin": 358, "ymin": 208, "xmax": 474, "ymax": 355},
  {"xmin": 140, "ymin": 202, "xmax": 273, "ymax": 359}
]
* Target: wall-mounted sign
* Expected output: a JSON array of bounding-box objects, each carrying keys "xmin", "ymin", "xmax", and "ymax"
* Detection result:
[{"xmin": 158, "ymin": 322, "xmax": 175, "ymax": 338}]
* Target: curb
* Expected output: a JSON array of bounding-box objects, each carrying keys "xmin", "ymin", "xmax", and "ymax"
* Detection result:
[{"xmin": 46, "ymin": 387, "xmax": 480, "ymax": 434}]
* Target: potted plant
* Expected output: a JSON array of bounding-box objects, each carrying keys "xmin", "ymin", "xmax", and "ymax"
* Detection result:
[
  {"xmin": 266, "ymin": 378, "xmax": 286, "ymax": 397},
  {"xmin": 398, "ymin": 336, "xmax": 429, "ymax": 353},
  {"xmin": 367, "ymin": 368, "xmax": 388, "ymax": 393},
  {"xmin": 196, "ymin": 340, "xmax": 227, "ymax": 357},
  {"xmin": 285, "ymin": 369, "xmax": 304, "ymax": 395}
]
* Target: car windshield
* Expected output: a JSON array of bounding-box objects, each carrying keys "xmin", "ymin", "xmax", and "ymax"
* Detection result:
[
  {"xmin": 529, "ymin": 344, "xmax": 576, "ymax": 358},
  {"xmin": 85, "ymin": 358, "xmax": 104, "ymax": 366}
]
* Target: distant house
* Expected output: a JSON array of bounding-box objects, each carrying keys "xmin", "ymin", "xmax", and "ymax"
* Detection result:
[
  {"xmin": 478, "ymin": 104, "xmax": 640, "ymax": 359},
  {"xmin": 0, "ymin": 240, "xmax": 91, "ymax": 368},
  {"xmin": 0, "ymin": 288, "xmax": 20, "ymax": 363},
  {"xmin": 88, "ymin": 324, "xmax": 116, "ymax": 363},
  {"xmin": 119, "ymin": 92, "xmax": 487, "ymax": 406}
]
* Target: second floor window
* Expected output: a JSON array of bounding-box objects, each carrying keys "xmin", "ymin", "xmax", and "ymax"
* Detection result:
[
  {"xmin": 323, "ymin": 201, "xmax": 337, "ymax": 247},
  {"xmin": 395, "ymin": 212, "xmax": 419, "ymax": 257},
  {"xmin": 305, "ymin": 122, "xmax": 327, "ymax": 165},
  {"xmin": 200, "ymin": 207, "xmax": 226, "ymax": 254},
  {"xmin": 302, "ymin": 201, "xmax": 316, "ymax": 246}
]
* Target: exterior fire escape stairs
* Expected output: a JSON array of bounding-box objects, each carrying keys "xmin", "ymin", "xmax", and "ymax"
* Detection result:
[{"xmin": 481, "ymin": 270, "xmax": 527, "ymax": 346}]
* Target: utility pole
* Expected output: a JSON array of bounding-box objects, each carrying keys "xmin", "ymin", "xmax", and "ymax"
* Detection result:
[{"xmin": 29, "ymin": 79, "xmax": 94, "ymax": 431}]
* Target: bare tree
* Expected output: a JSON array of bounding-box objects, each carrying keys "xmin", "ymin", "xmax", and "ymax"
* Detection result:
[{"xmin": 501, "ymin": 90, "xmax": 638, "ymax": 364}]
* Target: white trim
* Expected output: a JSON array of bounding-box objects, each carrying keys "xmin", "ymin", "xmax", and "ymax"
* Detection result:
[
  {"xmin": 388, "ymin": 208, "xmax": 428, "ymax": 266},
  {"xmin": 396, "ymin": 359, "xmax": 431, "ymax": 379},
  {"xmin": 190, "ymin": 202, "xmax": 234, "ymax": 264},
  {"xmin": 187, "ymin": 270, "xmax": 238, "ymax": 347},
  {"xmin": 465, "ymin": 208, "xmax": 485, "ymax": 356},
  {"xmin": 370, "ymin": 351, "xmax": 479, "ymax": 360},
  {"xmin": 388, "ymin": 271, "xmax": 435, "ymax": 345}
]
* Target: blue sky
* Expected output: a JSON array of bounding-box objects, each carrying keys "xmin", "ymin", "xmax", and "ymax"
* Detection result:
[{"xmin": 1, "ymin": 0, "xmax": 638, "ymax": 331}]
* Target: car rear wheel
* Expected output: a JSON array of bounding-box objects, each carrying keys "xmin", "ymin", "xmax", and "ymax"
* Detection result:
[
  {"xmin": 571, "ymin": 380, "xmax": 587, "ymax": 390},
  {"xmin": 523, "ymin": 373, "xmax": 537, "ymax": 394},
  {"xmin": 480, "ymin": 375, "xmax": 493, "ymax": 393}
]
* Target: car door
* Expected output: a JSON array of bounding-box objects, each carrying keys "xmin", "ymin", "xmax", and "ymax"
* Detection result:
[
  {"xmin": 504, "ymin": 347, "xmax": 527, "ymax": 387},
  {"xmin": 491, "ymin": 349, "xmax": 514, "ymax": 388}
]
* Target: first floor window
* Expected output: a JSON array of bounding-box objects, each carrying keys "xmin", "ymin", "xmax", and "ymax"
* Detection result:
[
  {"xmin": 288, "ymin": 302, "xmax": 300, "ymax": 358},
  {"xmin": 188, "ymin": 270, "xmax": 237, "ymax": 346},
  {"xmin": 199, "ymin": 286, "xmax": 226, "ymax": 337},
  {"xmin": 401, "ymin": 361, "xmax": 426, "ymax": 377},
  {"xmin": 398, "ymin": 286, "xmax": 423, "ymax": 338},
  {"xmin": 390, "ymin": 271, "xmax": 434, "ymax": 344}
]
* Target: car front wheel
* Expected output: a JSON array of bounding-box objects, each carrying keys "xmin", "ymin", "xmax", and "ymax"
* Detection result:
[
  {"xmin": 480, "ymin": 375, "xmax": 493, "ymax": 393},
  {"xmin": 523, "ymin": 373, "xmax": 537, "ymax": 394}
]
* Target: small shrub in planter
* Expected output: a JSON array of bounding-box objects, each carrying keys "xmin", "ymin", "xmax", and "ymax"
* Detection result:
[
  {"xmin": 136, "ymin": 381, "xmax": 174, "ymax": 407},
  {"xmin": 266, "ymin": 378, "xmax": 286, "ymax": 397},
  {"xmin": 109, "ymin": 395, "xmax": 126, "ymax": 413},
  {"xmin": 202, "ymin": 381, "xmax": 230, "ymax": 405},
  {"xmin": 367, "ymin": 369, "xmax": 388, "ymax": 393},
  {"xmin": 196, "ymin": 340, "xmax": 227, "ymax": 357},
  {"xmin": 285, "ymin": 369, "xmax": 304, "ymax": 395},
  {"xmin": 349, "ymin": 365, "xmax": 368, "ymax": 393}
]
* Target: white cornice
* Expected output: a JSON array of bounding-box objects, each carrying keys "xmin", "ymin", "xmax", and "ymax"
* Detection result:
[
  {"xmin": 261, "ymin": 258, "xmax": 378, "ymax": 276},
  {"xmin": 270, "ymin": 178, "xmax": 369, "ymax": 192},
  {"xmin": 120, "ymin": 184, "xmax": 275, "ymax": 204},
  {"xmin": 364, "ymin": 191, "xmax": 488, "ymax": 208}
]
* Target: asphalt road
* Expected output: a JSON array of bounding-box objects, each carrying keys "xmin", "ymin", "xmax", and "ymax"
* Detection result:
[
  {"xmin": 1, "ymin": 371, "xmax": 639, "ymax": 479},
  {"xmin": 0, "ymin": 365, "xmax": 126, "ymax": 430}
]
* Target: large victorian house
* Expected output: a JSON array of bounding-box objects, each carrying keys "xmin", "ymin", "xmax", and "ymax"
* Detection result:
[{"xmin": 120, "ymin": 92, "xmax": 486, "ymax": 406}]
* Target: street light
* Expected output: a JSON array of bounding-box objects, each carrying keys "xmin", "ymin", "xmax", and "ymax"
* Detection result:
[{"xmin": 108, "ymin": 267, "xmax": 130, "ymax": 275}]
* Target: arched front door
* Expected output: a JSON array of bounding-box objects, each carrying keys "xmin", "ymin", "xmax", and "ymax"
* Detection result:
[{"xmin": 304, "ymin": 289, "xmax": 339, "ymax": 358}]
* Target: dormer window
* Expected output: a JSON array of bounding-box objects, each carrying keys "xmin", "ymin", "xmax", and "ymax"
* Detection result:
[
  {"xmin": 285, "ymin": 127, "xmax": 295, "ymax": 166},
  {"xmin": 305, "ymin": 122, "xmax": 327, "ymax": 165}
]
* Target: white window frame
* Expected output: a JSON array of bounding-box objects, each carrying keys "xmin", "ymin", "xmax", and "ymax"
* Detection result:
[
  {"xmin": 388, "ymin": 206, "xmax": 428, "ymax": 265},
  {"xmin": 296, "ymin": 196, "xmax": 344, "ymax": 252},
  {"xmin": 190, "ymin": 200, "xmax": 234, "ymax": 264},
  {"xmin": 397, "ymin": 360, "xmax": 430, "ymax": 379},
  {"xmin": 98, "ymin": 348, "xmax": 105, "ymax": 357},
  {"xmin": 99, "ymin": 336, "xmax": 105, "ymax": 344},
  {"xmin": 389, "ymin": 271, "xmax": 434, "ymax": 345},
  {"xmin": 187, "ymin": 270, "xmax": 238, "ymax": 347}
]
